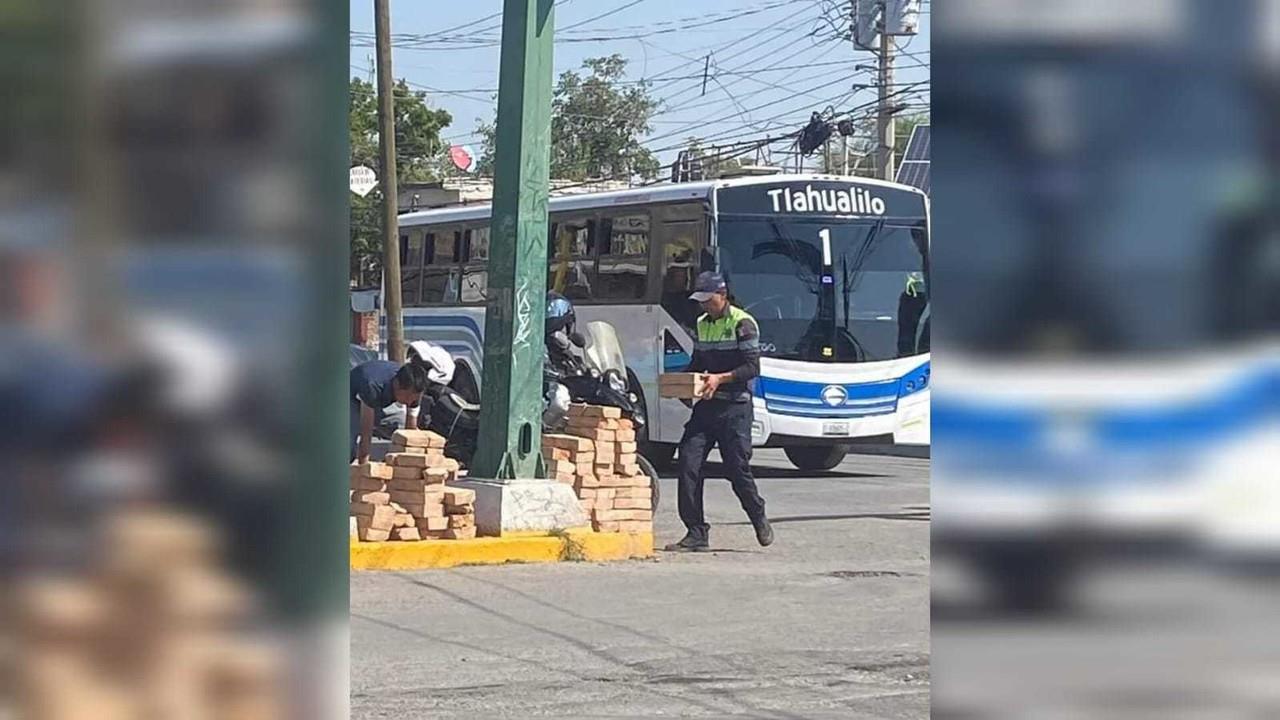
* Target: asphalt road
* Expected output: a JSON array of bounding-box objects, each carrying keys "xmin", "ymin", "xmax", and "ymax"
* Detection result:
[{"xmin": 351, "ymin": 449, "xmax": 930, "ymax": 719}]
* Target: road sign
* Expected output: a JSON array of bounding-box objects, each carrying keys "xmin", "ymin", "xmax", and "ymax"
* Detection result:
[
  {"xmin": 350, "ymin": 165, "xmax": 378, "ymax": 196},
  {"xmin": 450, "ymin": 145, "xmax": 477, "ymax": 173}
]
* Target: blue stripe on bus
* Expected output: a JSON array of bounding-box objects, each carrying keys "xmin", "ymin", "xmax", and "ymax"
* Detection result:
[
  {"xmin": 755, "ymin": 361, "xmax": 929, "ymax": 418},
  {"xmin": 932, "ymin": 363, "xmax": 1280, "ymax": 454},
  {"xmin": 381, "ymin": 314, "xmax": 485, "ymax": 341}
]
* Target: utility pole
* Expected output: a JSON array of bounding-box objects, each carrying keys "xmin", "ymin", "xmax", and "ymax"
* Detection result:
[
  {"xmin": 473, "ymin": 0, "xmax": 556, "ymax": 481},
  {"xmin": 375, "ymin": 0, "xmax": 405, "ymax": 362},
  {"xmin": 875, "ymin": 0, "xmax": 896, "ymax": 181}
]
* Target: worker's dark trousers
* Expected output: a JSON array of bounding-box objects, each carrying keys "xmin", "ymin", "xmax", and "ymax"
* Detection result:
[{"xmin": 676, "ymin": 399, "xmax": 767, "ymax": 538}]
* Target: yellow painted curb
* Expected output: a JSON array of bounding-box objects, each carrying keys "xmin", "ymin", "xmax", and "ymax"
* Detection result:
[{"xmin": 350, "ymin": 529, "xmax": 654, "ymax": 570}]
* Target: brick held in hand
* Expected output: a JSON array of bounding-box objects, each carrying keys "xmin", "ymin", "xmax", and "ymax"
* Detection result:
[
  {"xmin": 353, "ymin": 491, "xmax": 390, "ymax": 505},
  {"xmin": 358, "ymin": 527, "xmax": 391, "ymax": 542},
  {"xmin": 392, "ymin": 527, "xmax": 421, "ymax": 541},
  {"xmin": 441, "ymin": 487, "xmax": 476, "ymax": 505},
  {"xmin": 391, "ymin": 429, "xmax": 447, "ymax": 449},
  {"xmin": 442, "ymin": 527, "xmax": 477, "ymax": 540},
  {"xmin": 416, "ymin": 516, "xmax": 449, "ymax": 532},
  {"xmin": 444, "ymin": 503, "xmax": 474, "ymax": 516}
]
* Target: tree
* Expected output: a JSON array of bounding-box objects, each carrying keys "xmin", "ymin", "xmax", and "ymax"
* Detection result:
[
  {"xmin": 478, "ymin": 55, "xmax": 660, "ymax": 181},
  {"xmin": 675, "ymin": 137, "xmax": 743, "ymax": 179},
  {"xmin": 349, "ymin": 77, "xmax": 453, "ymax": 284}
]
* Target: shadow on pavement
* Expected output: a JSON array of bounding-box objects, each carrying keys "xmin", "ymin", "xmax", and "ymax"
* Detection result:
[
  {"xmin": 724, "ymin": 509, "xmax": 931, "ymax": 525},
  {"xmin": 653, "ymin": 461, "xmax": 890, "ymax": 481}
]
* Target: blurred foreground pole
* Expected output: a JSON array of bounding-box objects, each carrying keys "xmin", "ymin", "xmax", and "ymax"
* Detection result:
[
  {"xmin": 472, "ymin": 0, "xmax": 555, "ymax": 479},
  {"xmin": 375, "ymin": 0, "xmax": 404, "ymax": 361}
]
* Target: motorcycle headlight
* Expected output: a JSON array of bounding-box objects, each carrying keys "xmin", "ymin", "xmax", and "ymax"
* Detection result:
[{"xmin": 607, "ymin": 373, "xmax": 627, "ymax": 393}]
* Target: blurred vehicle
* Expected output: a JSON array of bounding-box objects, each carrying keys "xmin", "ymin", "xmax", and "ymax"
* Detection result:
[{"xmin": 932, "ymin": 1, "xmax": 1280, "ymax": 610}]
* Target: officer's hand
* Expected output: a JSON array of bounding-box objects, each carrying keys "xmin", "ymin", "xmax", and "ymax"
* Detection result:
[{"xmin": 700, "ymin": 372, "xmax": 722, "ymax": 398}]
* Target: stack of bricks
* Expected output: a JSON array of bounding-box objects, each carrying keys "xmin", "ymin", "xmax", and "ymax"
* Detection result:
[
  {"xmin": 543, "ymin": 404, "xmax": 653, "ymax": 534},
  {"xmin": 350, "ymin": 429, "xmax": 477, "ymax": 541}
]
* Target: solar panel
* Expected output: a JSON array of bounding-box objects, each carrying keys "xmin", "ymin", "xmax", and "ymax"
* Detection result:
[
  {"xmin": 903, "ymin": 124, "xmax": 930, "ymax": 161},
  {"xmin": 895, "ymin": 124, "xmax": 930, "ymax": 194}
]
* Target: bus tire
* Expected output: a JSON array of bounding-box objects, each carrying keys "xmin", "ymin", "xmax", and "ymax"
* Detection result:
[{"xmin": 784, "ymin": 446, "xmax": 847, "ymax": 472}]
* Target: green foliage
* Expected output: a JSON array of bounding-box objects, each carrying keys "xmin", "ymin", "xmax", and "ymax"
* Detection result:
[
  {"xmin": 349, "ymin": 78, "xmax": 453, "ymax": 284},
  {"xmin": 478, "ymin": 55, "xmax": 660, "ymax": 182}
]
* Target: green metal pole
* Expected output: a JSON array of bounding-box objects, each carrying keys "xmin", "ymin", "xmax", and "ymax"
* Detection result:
[{"xmin": 472, "ymin": 0, "xmax": 555, "ymax": 480}]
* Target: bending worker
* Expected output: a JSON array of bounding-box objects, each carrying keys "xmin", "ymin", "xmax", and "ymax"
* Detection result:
[
  {"xmin": 350, "ymin": 357, "xmax": 432, "ymax": 463},
  {"xmin": 666, "ymin": 271, "xmax": 774, "ymax": 552}
]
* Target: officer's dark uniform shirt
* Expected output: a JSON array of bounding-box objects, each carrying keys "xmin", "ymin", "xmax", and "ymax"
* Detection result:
[
  {"xmin": 350, "ymin": 360, "xmax": 401, "ymax": 410},
  {"xmin": 685, "ymin": 305, "xmax": 761, "ymax": 402}
]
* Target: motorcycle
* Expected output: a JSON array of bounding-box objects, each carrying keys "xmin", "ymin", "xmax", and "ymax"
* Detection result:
[{"xmin": 417, "ymin": 319, "xmax": 661, "ymax": 512}]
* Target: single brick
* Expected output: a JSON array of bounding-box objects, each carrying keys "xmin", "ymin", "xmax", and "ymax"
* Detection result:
[{"xmin": 392, "ymin": 527, "xmax": 421, "ymax": 541}]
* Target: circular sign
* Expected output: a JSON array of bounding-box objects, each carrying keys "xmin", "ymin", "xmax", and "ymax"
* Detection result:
[
  {"xmin": 450, "ymin": 145, "xmax": 477, "ymax": 173},
  {"xmin": 349, "ymin": 166, "xmax": 378, "ymax": 197}
]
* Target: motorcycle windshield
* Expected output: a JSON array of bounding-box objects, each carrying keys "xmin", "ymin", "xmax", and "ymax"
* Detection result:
[{"xmin": 582, "ymin": 321, "xmax": 627, "ymax": 375}]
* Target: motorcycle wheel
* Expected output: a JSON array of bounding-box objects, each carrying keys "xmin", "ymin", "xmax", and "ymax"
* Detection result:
[{"xmin": 637, "ymin": 455, "xmax": 660, "ymax": 513}]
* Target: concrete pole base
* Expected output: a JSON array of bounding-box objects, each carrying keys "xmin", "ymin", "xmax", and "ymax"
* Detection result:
[{"xmin": 453, "ymin": 478, "xmax": 589, "ymax": 537}]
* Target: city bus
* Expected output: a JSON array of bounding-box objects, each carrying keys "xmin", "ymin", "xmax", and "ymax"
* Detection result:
[{"xmin": 395, "ymin": 173, "xmax": 931, "ymax": 470}]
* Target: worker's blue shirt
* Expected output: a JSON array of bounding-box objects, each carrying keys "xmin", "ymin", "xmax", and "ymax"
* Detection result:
[{"xmin": 350, "ymin": 360, "xmax": 400, "ymax": 410}]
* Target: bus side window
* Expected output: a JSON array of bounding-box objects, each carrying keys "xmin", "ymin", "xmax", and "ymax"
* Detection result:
[
  {"xmin": 460, "ymin": 226, "xmax": 488, "ymax": 304},
  {"xmin": 658, "ymin": 218, "xmax": 703, "ymax": 331},
  {"xmin": 401, "ymin": 231, "xmax": 425, "ymax": 306},
  {"xmin": 547, "ymin": 216, "xmax": 596, "ymax": 301},
  {"xmin": 422, "ymin": 227, "xmax": 460, "ymax": 304},
  {"xmin": 596, "ymin": 212, "xmax": 649, "ymax": 300}
]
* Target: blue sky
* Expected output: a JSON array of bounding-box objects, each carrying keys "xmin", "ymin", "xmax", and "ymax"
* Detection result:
[{"xmin": 349, "ymin": 0, "xmax": 929, "ymax": 171}]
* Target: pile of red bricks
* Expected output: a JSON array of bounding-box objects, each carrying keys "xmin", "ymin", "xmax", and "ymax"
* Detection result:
[
  {"xmin": 350, "ymin": 429, "xmax": 477, "ymax": 541},
  {"xmin": 543, "ymin": 404, "xmax": 654, "ymax": 534}
]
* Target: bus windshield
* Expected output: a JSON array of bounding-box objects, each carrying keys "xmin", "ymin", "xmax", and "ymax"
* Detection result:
[{"xmin": 718, "ymin": 216, "xmax": 929, "ymax": 362}]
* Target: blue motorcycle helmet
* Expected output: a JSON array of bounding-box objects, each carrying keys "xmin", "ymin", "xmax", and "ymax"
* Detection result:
[{"xmin": 546, "ymin": 291, "xmax": 576, "ymax": 336}]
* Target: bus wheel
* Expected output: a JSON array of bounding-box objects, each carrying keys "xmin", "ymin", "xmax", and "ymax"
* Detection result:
[{"xmin": 784, "ymin": 446, "xmax": 847, "ymax": 472}]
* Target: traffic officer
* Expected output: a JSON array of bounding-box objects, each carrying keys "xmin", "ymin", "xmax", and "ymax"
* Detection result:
[{"xmin": 665, "ymin": 271, "xmax": 774, "ymax": 552}]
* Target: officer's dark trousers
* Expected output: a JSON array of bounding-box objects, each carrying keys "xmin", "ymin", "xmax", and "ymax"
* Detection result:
[{"xmin": 677, "ymin": 399, "xmax": 767, "ymax": 537}]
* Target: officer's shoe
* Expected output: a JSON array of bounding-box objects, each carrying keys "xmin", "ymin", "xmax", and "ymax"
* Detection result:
[
  {"xmin": 752, "ymin": 516, "xmax": 775, "ymax": 547},
  {"xmin": 664, "ymin": 533, "xmax": 710, "ymax": 552}
]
